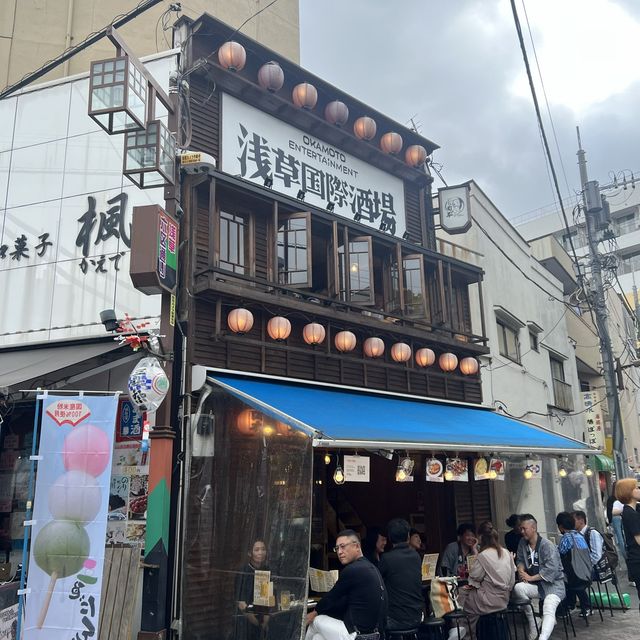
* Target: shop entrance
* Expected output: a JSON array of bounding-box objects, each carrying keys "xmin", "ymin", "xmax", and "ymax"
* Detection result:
[{"xmin": 310, "ymin": 452, "xmax": 493, "ymax": 571}]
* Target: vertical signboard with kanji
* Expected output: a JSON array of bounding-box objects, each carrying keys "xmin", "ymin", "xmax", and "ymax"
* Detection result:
[
  {"xmin": 23, "ymin": 395, "xmax": 118, "ymax": 640},
  {"xmin": 583, "ymin": 390, "xmax": 604, "ymax": 449}
]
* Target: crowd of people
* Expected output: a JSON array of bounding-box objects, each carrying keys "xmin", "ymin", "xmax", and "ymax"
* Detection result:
[{"xmin": 235, "ymin": 478, "xmax": 640, "ymax": 640}]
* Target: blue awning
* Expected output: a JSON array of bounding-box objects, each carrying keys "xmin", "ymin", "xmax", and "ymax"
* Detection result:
[{"xmin": 207, "ymin": 373, "xmax": 595, "ymax": 455}]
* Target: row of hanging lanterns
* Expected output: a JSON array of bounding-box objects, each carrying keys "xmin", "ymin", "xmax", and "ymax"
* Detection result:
[
  {"xmin": 227, "ymin": 308, "xmax": 479, "ymax": 374},
  {"xmin": 216, "ymin": 41, "xmax": 428, "ymax": 168}
]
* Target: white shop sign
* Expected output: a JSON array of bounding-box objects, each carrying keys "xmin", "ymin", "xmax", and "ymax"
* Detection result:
[{"xmin": 221, "ymin": 93, "xmax": 406, "ymax": 237}]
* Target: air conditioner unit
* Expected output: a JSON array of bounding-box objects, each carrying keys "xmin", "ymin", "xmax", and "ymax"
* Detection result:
[{"xmin": 179, "ymin": 151, "xmax": 216, "ymax": 175}]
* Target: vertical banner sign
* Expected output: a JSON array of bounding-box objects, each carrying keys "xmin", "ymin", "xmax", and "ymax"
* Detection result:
[
  {"xmin": 583, "ymin": 390, "xmax": 604, "ymax": 449},
  {"xmin": 24, "ymin": 394, "xmax": 118, "ymax": 640},
  {"xmin": 157, "ymin": 211, "xmax": 178, "ymax": 292}
]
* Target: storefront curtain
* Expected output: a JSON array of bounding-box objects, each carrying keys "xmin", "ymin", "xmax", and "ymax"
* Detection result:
[{"xmin": 181, "ymin": 387, "xmax": 313, "ymax": 640}]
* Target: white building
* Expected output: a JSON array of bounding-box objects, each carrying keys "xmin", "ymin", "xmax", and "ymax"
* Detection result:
[{"xmin": 437, "ymin": 181, "xmax": 601, "ymax": 535}]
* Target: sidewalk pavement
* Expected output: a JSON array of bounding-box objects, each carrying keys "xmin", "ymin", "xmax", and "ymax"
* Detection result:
[{"xmin": 549, "ymin": 578, "xmax": 639, "ymax": 640}]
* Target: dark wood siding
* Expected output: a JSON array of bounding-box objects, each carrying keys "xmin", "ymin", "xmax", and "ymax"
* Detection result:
[
  {"xmin": 189, "ymin": 81, "xmax": 220, "ymax": 161},
  {"xmin": 404, "ymin": 183, "xmax": 423, "ymax": 243},
  {"xmin": 454, "ymin": 478, "xmax": 492, "ymax": 527},
  {"xmin": 192, "ymin": 300, "xmax": 483, "ymax": 403}
]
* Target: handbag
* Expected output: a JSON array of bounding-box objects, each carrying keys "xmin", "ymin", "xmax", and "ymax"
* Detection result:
[{"xmin": 429, "ymin": 576, "xmax": 460, "ymax": 618}]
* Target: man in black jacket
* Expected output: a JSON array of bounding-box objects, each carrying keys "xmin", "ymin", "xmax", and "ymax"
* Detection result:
[
  {"xmin": 378, "ymin": 519, "xmax": 424, "ymax": 631},
  {"xmin": 306, "ymin": 529, "xmax": 387, "ymax": 639}
]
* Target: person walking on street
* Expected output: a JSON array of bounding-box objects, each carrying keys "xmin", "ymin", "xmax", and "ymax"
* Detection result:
[
  {"xmin": 513, "ymin": 514, "xmax": 565, "ymax": 640},
  {"xmin": 615, "ymin": 479, "xmax": 640, "ymax": 607}
]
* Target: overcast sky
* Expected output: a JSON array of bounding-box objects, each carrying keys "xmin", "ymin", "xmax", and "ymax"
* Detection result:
[{"xmin": 299, "ymin": 0, "xmax": 640, "ymax": 221}]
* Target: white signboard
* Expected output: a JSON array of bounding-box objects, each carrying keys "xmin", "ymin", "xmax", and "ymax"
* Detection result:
[
  {"xmin": 23, "ymin": 395, "xmax": 118, "ymax": 639},
  {"xmin": 343, "ymin": 455, "xmax": 370, "ymax": 482},
  {"xmin": 438, "ymin": 184, "xmax": 471, "ymax": 234},
  {"xmin": 221, "ymin": 93, "xmax": 406, "ymax": 237},
  {"xmin": 583, "ymin": 390, "xmax": 604, "ymax": 449}
]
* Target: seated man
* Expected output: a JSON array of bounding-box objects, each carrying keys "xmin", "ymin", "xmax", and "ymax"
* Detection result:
[
  {"xmin": 378, "ymin": 518, "xmax": 424, "ymax": 631},
  {"xmin": 437, "ymin": 523, "xmax": 477, "ymax": 578},
  {"xmin": 572, "ymin": 509, "xmax": 609, "ymax": 581},
  {"xmin": 513, "ymin": 514, "xmax": 565, "ymax": 640},
  {"xmin": 306, "ymin": 529, "xmax": 387, "ymax": 640},
  {"xmin": 556, "ymin": 511, "xmax": 592, "ymax": 617}
]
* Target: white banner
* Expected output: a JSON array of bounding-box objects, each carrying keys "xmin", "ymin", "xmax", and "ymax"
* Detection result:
[
  {"xmin": 583, "ymin": 390, "xmax": 604, "ymax": 449},
  {"xmin": 221, "ymin": 93, "xmax": 407, "ymax": 237},
  {"xmin": 24, "ymin": 394, "xmax": 118, "ymax": 639}
]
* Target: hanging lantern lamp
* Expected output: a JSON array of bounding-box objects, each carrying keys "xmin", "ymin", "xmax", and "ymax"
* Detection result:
[
  {"xmin": 257, "ymin": 61, "xmax": 284, "ymax": 92},
  {"xmin": 353, "ymin": 116, "xmax": 377, "ymax": 140},
  {"xmin": 218, "ymin": 41, "xmax": 247, "ymax": 71},
  {"xmin": 292, "ymin": 82, "xmax": 318, "ymax": 109},
  {"xmin": 459, "ymin": 357, "xmax": 479, "ymax": 375},
  {"xmin": 128, "ymin": 357, "xmax": 169, "ymax": 412},
  {"xmin": 363, "ymin": 337, "xmax": 385, "ymax": 358},
  {"xmin": 439, "ymin": 352, "xmax": 459, "ymax": 372},
  {"xmin": 415, "ymin": 348, "xmax": 436, "ymax": 368},
  {"xmin": 324, "ymin": 100, "xmax": 349, "ymax": 126},
  {"xmin": 391, "ymin": 342, "xmax": 412, "ymax": 363},
  {"xmin": 303, "ymin": 322, "xmax": 326, "ymax": 346},
  {"xmin": 380, "ymin": 132, "xmax": 403, "ymax": 154},
  {"xmin": 335, "ymin": 330, "xmax": 357, "ymax": 352},
  {"xmin": 267, "ymin": 315, "xmax": 292, "ymax": 341},
  {"xmin": 227, "ymin": 308, "xmax": 254, "ymax": 334},
  {"xmin": 405, "ymin": 144, "xmax": 428, "ymax": 167}
]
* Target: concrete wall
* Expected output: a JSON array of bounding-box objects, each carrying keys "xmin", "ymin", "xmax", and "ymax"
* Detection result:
[{"xmin": 0, "ymin": 0, "xmax": 300, "ymax": 88}]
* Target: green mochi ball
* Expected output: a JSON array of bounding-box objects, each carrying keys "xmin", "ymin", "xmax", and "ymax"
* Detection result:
[{"xmin": 34, "ymin": 520, "xmax": 90, "ymax": 578}]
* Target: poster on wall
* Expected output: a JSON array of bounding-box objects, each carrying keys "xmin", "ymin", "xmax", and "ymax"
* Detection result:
[{"xmin": 23, "ymin": 394, "xmax": 118, "ymax": 640}]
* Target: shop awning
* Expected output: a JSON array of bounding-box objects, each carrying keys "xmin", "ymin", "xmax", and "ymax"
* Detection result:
[
  {"xmin": 0, "ymin": 341, "xmax": 123, "ymax": 389},
  {"xmin": 592, "ymin": 454, "xmax": 615, "ymax": 472},
  {"xmin": 208, "ymin": 373, "xmax": 596, "ymax": 455}
]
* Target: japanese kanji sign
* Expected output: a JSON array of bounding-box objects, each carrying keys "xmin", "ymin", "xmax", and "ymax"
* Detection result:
[
  {"xmin": 221, "ymin": 93, "xmax": 406, "ymax": 237},
  {"xmin": 583, "ymin": 389, "xmax": 604, "ymax": 449},
  {"xmin": 23, "ymin": 394, "xmax": 118, "ymax": 640}
]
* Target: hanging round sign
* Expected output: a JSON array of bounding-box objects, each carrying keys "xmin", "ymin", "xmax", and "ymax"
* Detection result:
[{"xmin": 128, "ymin": 357, "xmax": 169, "ymax": 412}]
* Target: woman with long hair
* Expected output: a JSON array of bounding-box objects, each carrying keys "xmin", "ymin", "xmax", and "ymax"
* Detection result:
[
  {"xmin": 235, "ymin": 539, "xmax": 270, "ymax": 640},
  {"xmin": 460, "ymin": 521, "xmax": 515, "ymax": 638},
  {"xmin": 615, "ymin": 478, "xmax": 640, "ymax": 606}
]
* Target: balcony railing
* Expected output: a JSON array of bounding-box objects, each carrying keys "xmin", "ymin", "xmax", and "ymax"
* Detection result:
[{"xmin": 552, "ymin": 378, "xmax": 574, "ymax": 412}]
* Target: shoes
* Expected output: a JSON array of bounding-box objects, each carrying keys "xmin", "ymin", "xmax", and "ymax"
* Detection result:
[
  {"xmin": 580, "ymin": 608, "xmax": 592, "ymax": 617},
  {"xmin": 527, "ymin": 632, "xmax": 538, "ymax": 640}
]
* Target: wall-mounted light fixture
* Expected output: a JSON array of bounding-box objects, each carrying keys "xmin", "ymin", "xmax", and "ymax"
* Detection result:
[
  {"xmin": 218, "ymin": 41, "xmax": 247, "ymax": 71},
  {"xmin": 227, "ymin": 308, "xmax": 254, "ymax": 334},
  {"xmin": 324, "ymin": 100, "xmax": 349, "ymax": 126},
  {"xmin": 391, "ymin": 342, "xmax": 412, "ymax": 363},
  {"xmin": 415, "ymin": 348, "xmax": 436, "ymax": 368},
  {"xmin": 303, "ymin": 322, "xmax": 326, "ymax": 346},
  {"xmin": 459, "ymin": 357, "xmax": 479, "ymax": 376},
  {"xmin": 353, "ymin": 116, "xmax": 377, "ymax": 140},
  {"xmin": 267, "ymin": 316, "xmax": 291, "ymax": 341},
  {"xmin": 439, "ymin": 352, "xmax": 459, "ymax": 372},
  {"xmin": 297, "ymin": 189, "xmax": 306, "ymax": 201},
  {"xmin": 292, "ymin": 82, "xmax": 318, "ymax": 109},
  {"xmin": 363, "ymin": 337, "xmax": 385, "ymax": 358},
  {"xmin": 123, "ymin": 119, "xmax": 176, "ymax": 188},
  {"xmin": 257, "ymin": 61, "xmax": 284, "ymax": 92},
  {"xmin": 335, "ymin": 331, "xmax": 357, "ymax": 353},
  {"xmin": 380, "ymin": 132, "xmax": 403, "ymax": 154},
  {"xmin": 264, "ymin": 175, "xmax": 273, "ymax": 188}
]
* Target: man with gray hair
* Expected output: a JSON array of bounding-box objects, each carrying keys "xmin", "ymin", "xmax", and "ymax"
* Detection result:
[
  {"xmin": 513, "ymin": 514, "xmax": 565, "ymax": 640},
  {"xmin": 306, "ymin": 529, "xmax": 387, "ymax": 640}
]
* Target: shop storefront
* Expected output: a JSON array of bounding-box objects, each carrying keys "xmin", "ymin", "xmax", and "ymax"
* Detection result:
[{"xmin": 177, "ymin": 370, "xmax": 596, "ymax": 640}]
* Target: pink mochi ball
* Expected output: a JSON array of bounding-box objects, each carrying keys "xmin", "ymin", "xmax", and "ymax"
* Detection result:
[{"xmin": 62, "ymin": 424, "xmax": 111, "ymax": 478}]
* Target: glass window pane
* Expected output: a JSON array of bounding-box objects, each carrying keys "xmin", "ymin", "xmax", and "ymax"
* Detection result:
[{"xmin": 278, "ymin": 217, "xmax": 308, "ymax": 286}]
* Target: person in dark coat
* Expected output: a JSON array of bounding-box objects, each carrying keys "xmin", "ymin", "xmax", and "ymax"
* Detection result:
[
  {"xmin": 235, "ymin": 540, "xmax": 269, "ymax": 640},
  {"xmin": 504, "ymin": 513, "xmax": 523, "ymax": 555}
]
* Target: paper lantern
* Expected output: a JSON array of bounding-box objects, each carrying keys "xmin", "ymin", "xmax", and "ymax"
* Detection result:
[
  {"xmin": 459, "ymin": 357, "xmax": 479, "ymax": 375},
  {"xmin": 324, "ymin": 100, "xmax": 349, "ymax": 126},
  {"xmin": 257, "ymin": 61, "xmax": 284, "ymax": 92},
  {"xmin": 267, "ymin": 316, "xmax": 291, "ymax": 341},
  {"xmin": 405, "ymin": 145, "xmax": 428, "ymax": 167},
  {"xmin": 218, "ymin": 41, "xmax": 246, "ymax": 71},
  {"xmin": 439, "ymin": 352, "xmax": 459, "ymax": 372},
  {"xmin": 391, "ymin": 342, "xmax": 412, "ymax": 363},
  {"xmin": 303, "ymin": 322, "xmax": 326, "ymax": 345},
  {"xmin": 363, "ymin": 337, "xmax": 385, "ymax": 358},
  {"xmin": 292, "ymin": 82, "xmax": 318, "ymax": 109},
  {"xmin": 236, "ymin": 409, "xmax": 260, "ymax": 435},
  {"xmin": 353, "ymin": 116, "xmax": 377, "ymax": 140},
  {"xmin": 128, "ymin": 356, "xmax": 170, "ymax": 411},
  {"xmin": 335, "ymin": 330, "xmax": 357, "ymax": 352},
  {"xmin": 380, "ymin": 132, "xmax": 403, "ymax": 154},
  {"xmin": 227, "ymin": 308, "xmax": 254, "ymax": 334},
  {"xmin": 415, "ymin": 348, "xmax": 436, "ymax": 368}
]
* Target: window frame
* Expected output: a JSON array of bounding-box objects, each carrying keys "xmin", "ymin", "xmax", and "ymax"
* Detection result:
[
  {"xmin": 338, "ymin": 234, "xmax": 375, "ymax": 305},
  {"xmin": 276, "ymin": 211, "xmax": 312, "ymax": 288},
  {"xmin": 215, "ymin": 205, "xmax": 254, "ymax": 277},
  {"xmin": 402, "ymin": 253, "xmax": 428, "ymax": 319},
  {"xmin": 496, "ymin": 320, "xmax": 521, "ymax": 363}
]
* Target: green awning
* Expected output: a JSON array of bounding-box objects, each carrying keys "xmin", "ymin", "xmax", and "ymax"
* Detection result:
[{"xmin": 592, "ymin": 454, "xmax": 615, "ymax": 472}]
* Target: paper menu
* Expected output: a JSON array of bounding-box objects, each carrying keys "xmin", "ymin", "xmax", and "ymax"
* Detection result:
[
  {"xmin": 308, "ymin": 567, "xmax": 339, "ymax": 592},
  {"xmin": 253, "ymin": 570, "xmax": 274, "ymax": 606},
  {"xmin": 421, "ymin": 553, "xmax": 439, "ymax": 581}
]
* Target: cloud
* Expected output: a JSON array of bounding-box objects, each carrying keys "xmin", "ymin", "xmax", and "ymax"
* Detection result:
[{"xmin": 299, "ymin": 0, "xmax": 640, "ymax": 219}]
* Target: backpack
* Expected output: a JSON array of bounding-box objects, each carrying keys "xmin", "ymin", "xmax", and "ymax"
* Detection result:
[
  {"xmin": 566, "ymin": 533, "xmax": 592, "ymax": 585},
  {"xmin": 585, "ymin": 526, "xmax": 619, "ymax": 576}
]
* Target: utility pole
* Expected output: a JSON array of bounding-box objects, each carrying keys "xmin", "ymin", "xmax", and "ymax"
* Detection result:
[{"xmin": 577, "ymin": 127, "xmax": 628, "ymax": 478}]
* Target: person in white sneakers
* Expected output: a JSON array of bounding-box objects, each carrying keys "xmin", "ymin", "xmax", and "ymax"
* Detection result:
[{"xmin": 513, "ymin": 514, "xmax": 565, "ymax": 640}]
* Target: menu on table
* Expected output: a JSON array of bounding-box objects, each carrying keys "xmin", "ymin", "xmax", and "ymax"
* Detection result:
[{"xmin": 421, "ymin": 553, "xmax": 439, "ymax": 581}]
